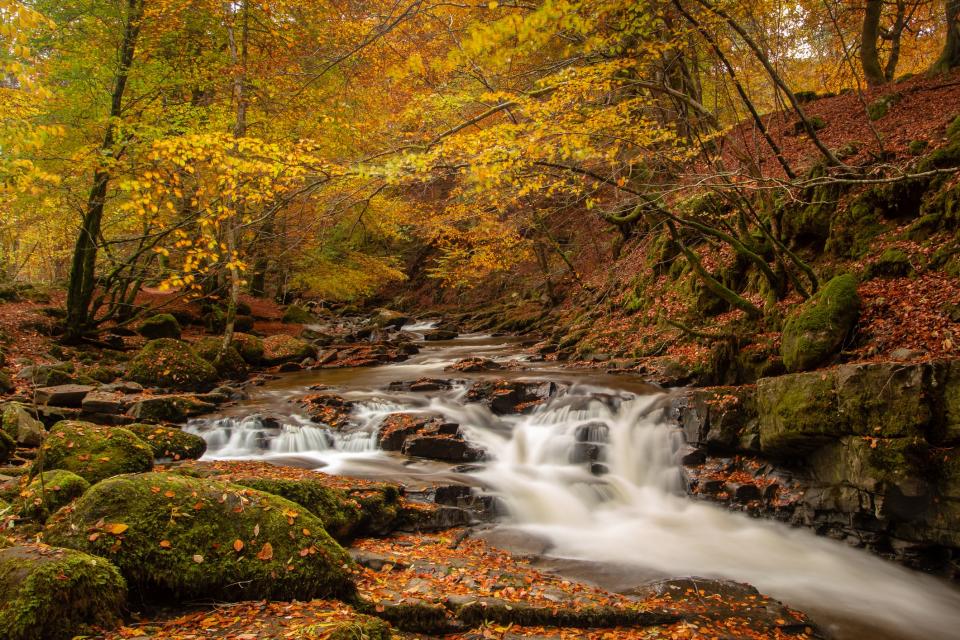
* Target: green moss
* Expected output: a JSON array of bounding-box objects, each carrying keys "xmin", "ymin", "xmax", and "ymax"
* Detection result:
[
  {"xmin": 781, "ymin": 274, "xmax": 860, "ymax": 372},
  {"xmin": 262, "ymin": 335, "xmax": 318, "ymax": 365},
  {"xmin": 81, "ymin": 365, "xmax": 117, "ymax": 383},
  {"xmin": 0, "ymin": 429, "xmax": 13, "ymax": 463},
  {"xmin": 0, "ymin": 543, "xmax": 126, "ymax": 640},
  {"xmin": 128, "ymin": 338, "xmax": 218, "ymax": 391},
  {"xmin": 192, "ymin": 337, "xmax": 249, "ymax": 379},
  {"xmin": 836, "ymin": 363, "xmax": 929, "ymax": 438},
  {"xmin": 867, "ymin": 94, "xmax": 900, "ymax": 120},
  {"xmin": 282, "ymin": 304, "xmax": 315, "ymax": 324},
  {"xmin": 129, "ymin": 395, "xmax": 214, "ymax": 423},
  {"xmin": 783, "ymin": 164, "xmax": 844, "ymax": 249},
  {"xmin": 864, "ymin": 248, "xmax": 913, "ymax": 279},
  {"xmin": 757, "ymin": 370, "xmax": 843, "ymax": 455},
  {"xmin": 948, "ymin": 115, "xmax": 960, "ymax": 139},
  {"xmin": 909, "ymin": 140, "xmax": 929, "ymax": 156},
  {"xmin": 33, "ymin": 420, "xmax": 153, "ymax": 484},
  {"xmin": 356, "ymin": 599, "xmax": 448, "ymax": 633},
  {"xmin": 137, "ymin": 314, "xmax": 182, "ymax": 340},
  {"xmin": 16, "ymin": 470, "xmax": 89, "ymax": 522},
  {"xmin": 231, "ymin": 477, "xmax": 362, "ymax": 542},
  {"xmin": 126, "ymin": 424, "xmax": 207, "ymax": 461},
  {"xmin": 229, "ymin": 333, "xmax": 263, "ymax": 365},
  {"xmin": 45, "ymin": 472, "xmax": 354, "ymax": 602}
]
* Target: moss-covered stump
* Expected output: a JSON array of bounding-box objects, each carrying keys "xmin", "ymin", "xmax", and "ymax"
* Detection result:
[
  {"xmin": 15, "ymin": 470, "xmax": 89, "ymax": 522},
  {"xmin": 282, "ymin": 304, "xmax": 315, "ymax": 324},
  {"xmin": 231, "ymin": 477, "xmax": 362, "ymax": 542},
  {"xmin": 191, "ymin": 337, "xmax": 249, "ymax": 379},
  {"xmin": 231, "ymin": 332, "xmax": 265, "ymax": 364},
  {"xmin": 126, "ymin": 424, "xmax": 207, "ymax": 461},
  {"xmin": 781, "ymin": 273, "xmax": 860, "ymax": 372},
  {"xmin": 757, "ymin": 371, "xmax": 843, "ymax": 456},
  {"xmin": 44, "ymin": 472, "xmax": 355, "ymax": 602},
  {"xmin": 32, "ymin": 421, "xmax": 153, "ymax": 484},
  {"xmin": 137, "ymin": 313, "xmax": 182, "ymax": 340},
  {"xmin": 262, "ymin": 334, "xmax": 318, "ymax": 365},
  {"xmin": 128, "ymin": 338, "xmax": 218, "ymax": 391},
  {"xmin": 0, "ymin": 543, "xmax": 126, "ymax": 640}
]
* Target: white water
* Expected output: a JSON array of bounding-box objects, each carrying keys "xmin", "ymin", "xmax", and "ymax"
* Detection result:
[{"xmin": 188, "ymin": 343, "xmax": 960, "ymax": 640}]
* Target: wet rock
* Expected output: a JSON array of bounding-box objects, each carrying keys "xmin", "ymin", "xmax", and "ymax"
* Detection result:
[
  {"xmin": 377, "ymin": 414, "xmax": 443, "ymax": 451},
  {"xmin": 35, "ymin": 384, "xmax": 94, "ymax": 408},
  {"xmin": 0, "ymin": 543, "xmax": 127, "ymax": 640},
  {"xmin": 467, "ymin": 380, "xmax": 564, "ymax": 415},
  {"xmin": 448, "ymin": 594, "xmax": 675, "ymax": 629},
  {"xmin": 99, "ymin": 380, "xmax": 144, "ymax": 394},
  {"xmin": 727, "ymin": 482, "xmax": 761, "ymax": 503},
  {"xmin": 445, "ymin": 357, "xmax": 503, "ymax": 373},
  {"xmin": 402, "ymin": 434, "xmax": 483, "ymax": 463},
  {"xmin": 300, "ymin": 393, "xmax": 354, "ymax": 428},
  {"xmin": 373, "ymin": 309, "xmax": 411, "ymax": 329},
  {"xmin": 673, "ymin": 386, "xmax": 757, "ymax": 452},
  {"xmin": 388, "ymin": 377, "xmax": 454, "ymax": 392},
  {"xmin": 424, "ymin": 328, "xmax": 458, "ymax": 341}
]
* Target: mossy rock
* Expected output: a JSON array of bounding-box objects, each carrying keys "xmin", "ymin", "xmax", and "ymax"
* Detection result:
[
  {"xmin": 128, "ymin": 339, "xmax": 218, "ymax": 391},
  {"xmin": 33, "ymin": 420, "xmax": 153, "ymax": 484},
  {"xmin": 782, "ymin": 164, "xmax": 844, "ymax": 249},
  {"xmin": 45, "ymin": 472, "xmax": 355, "ymax": 602},
  {"xmin": 126, "ymin": 424, "xmax": 207, "ymax": 461},
  {"xmin": 129, "ymin": 395, "xmax": 215, "ymax": 424},
  {"xmin": 836, "ymin": 362, "xmax": 931, "ymax": 439},
  {"xmin": 262, "ymin": 334, "xmax": 318, "ymax": 365},
  {"xmin": 231, "ymin": 477, "xmax": 362, "ymax": 542},
  {"xmin": 909, "ymin": 140, "xmax": 929, "ymax": 156},
  {"xmin": 0, "ymin": 371, "xmax": 12, "ymax": 394},
  {"xmin": 231, "ymin": 332, "xmax": 265, "ymax": 365},
  {"xmin": 81, "ymin": 365, "xmax": 118, "ymax": 384},
  {"xmin": 282, "ymin": 304, "xmax": 315, "ymax": 324},
  {"xmin": 867, "ymin": 93, "xmax": 900, "ymax": 121},
  {"xmin": 15, "ymin": 470, "xmax": 89, "ymax": 522},
  {"xmin": 326, "ymin": 615, "xmax": 392, "ymax": 640},
  {"xmin": 0, "ymin": 429, "xmax": 13, "ymax": 463},
  {"xmin": 781, "ymin": 274, "xmax": 860, "ymax": 372},
  {"xmin": 192, "ymin": 337, "xmax": 249, "ymax": 379},
  {"xmin": 757, "ymin": 370, "xmax": 843, "ymax": 456},
  {"xmin": 864, "ymin": 248, "xmax": 913, "ymax": 279},
  {"xmin": 0, "ymin": 543, "xmax": 126, "ymax": 640},
  {"xmin": 137, "ymin": 314, "xmax": 182, "ymax": 340}
]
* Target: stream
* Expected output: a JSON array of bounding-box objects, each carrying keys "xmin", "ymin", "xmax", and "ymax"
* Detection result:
[{"xmin": 186, "ymin": 327, "xmax": 960, "ymax": 640}]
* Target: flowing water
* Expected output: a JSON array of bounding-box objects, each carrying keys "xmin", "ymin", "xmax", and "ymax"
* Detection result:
[{"xmin": 187, "ymin": 330, "xmax": 960, "ymax": 640}]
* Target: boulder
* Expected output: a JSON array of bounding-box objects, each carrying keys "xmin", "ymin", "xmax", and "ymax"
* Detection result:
[
  {"xmin": 80, "ymin": 390, "xmax": 128, "ymax": 415},
  {"xmin": 15, "ymin": 469, "xmax": 90, "ymax": 522},
  {"xmin": 128, "ymin": 339, "xmax": 218, "ymax": 391},
  {"xmin": 34, "ymin": 384, "xmax": 94, "ymax": 408},
  {"xmin": 781, "ymin": 273, "xmax": 860, "ymax": 372},
  {"xmin": 126, "ymin": 423, "xmax": 207, "ymax": 460},
  {"xmin": 15, "ymin": 363, "xmax": 74, "ymax": 387},
  {"xmin": 33, "ymin": 420, "xmax": 153, "ymax": 484},
  {"xmin": 99, "ymin": 380, "xmax": 144, "ymax": 394},
  {"xmin": 674, "ymin": 387, "xmax": 757, "ymax": 451},
  {"xmin": 0, "ymin": 371, "xmax": 13, "ymax": 394},
  {"xmin": 757, "ymin": 371, "xmax": 844, "ymax": 456},
  {"xmin": 230, "ymin": 332, "xmax": 265, "ymax": 365},
  {"xmin": 262, "ymin": 334, "xmax": 318, "ymax": 365},
  {"xmin": 230, "ymin": 476, "xmax": 362, "ymax": 542},
  {"xmin": 373, "ymin": 309, "xmax": 411, "ymax": 329},
  {"xmin": 444, "ymin": 358, "xmax": 502, "ymax": 373},
  {"xmin": 281, "ymin": 304, "xmax": 314, "ymax": 324},
  {"xmin": 128, "ymin": 395, "xmax": 216, "ymax": 423},
  {"xmin": 0, "ymin": 544, "xmax": 126, "ymax": 640},
  {"xmin": 2, "ymin": 402, "xmax": 45, "ymax": 447},
  {"xmin": 466, "ymin": 380, "xmax": 562, "ymax": 414},
  {"xmin": 402, "ymin": 435, "xmax": 482, "ymax": 463},
  {"xmin": 192, "ymin": 337, "xmax": 249, "ymax": 379},
  {"xmin": 137, "ymin": 313, "xmax": 182, "ymax": 340},
  {"xmin": 44, "ymin": 472, "xmax": 355, "ymax": 601}
]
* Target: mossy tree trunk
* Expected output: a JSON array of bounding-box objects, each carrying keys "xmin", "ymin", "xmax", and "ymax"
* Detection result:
[{"xmin": 931, "ymin": 0, "xmax": 960, "ymax": 73}]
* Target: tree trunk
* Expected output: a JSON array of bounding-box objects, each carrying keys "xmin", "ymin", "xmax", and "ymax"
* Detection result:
[
  {"xmin": 861, "ymin": 0, "xmax": 886, "ymax": 86},
  {"xmin": 932, "ymin": 0, "xmax": 960, "ymax": 73},
  {"xmin": 64, "ymin": 0, "xmax": 144, "ymax": 341},
  {"xmin": 220, "ymin": 0, "xmax": 248, "ymax": 359}
]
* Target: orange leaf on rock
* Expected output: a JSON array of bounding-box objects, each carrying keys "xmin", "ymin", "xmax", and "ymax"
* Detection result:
[{"xmin": 256, "ymin": 542, "xmax": 273, "ymax": 561}]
